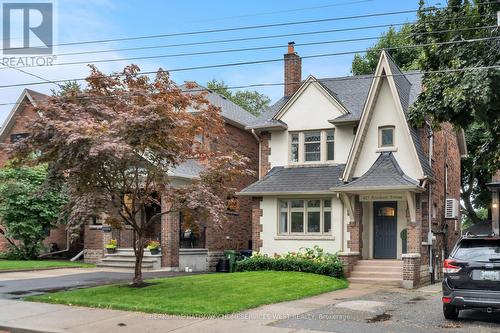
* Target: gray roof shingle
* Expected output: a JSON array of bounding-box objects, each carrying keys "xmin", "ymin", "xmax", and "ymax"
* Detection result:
[
  {"xmin": 170, "ymin": 159, "xmax": 204, "ymax": 179},
  {"xmin": 239, "ymin": 165, "xmax": 345, "ymax": 195},
  {"xmin": 180, "ymin": 84, "xmax": 256, "ymax": 127},
  {"xmin": 336, "ymin": 152, "xmax": 418, "ymax": 190}
]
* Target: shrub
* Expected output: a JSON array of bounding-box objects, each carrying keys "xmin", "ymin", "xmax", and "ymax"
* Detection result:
[{"xmin": 235, "ymin": 246, "xmax": 344, "ymax": 278}]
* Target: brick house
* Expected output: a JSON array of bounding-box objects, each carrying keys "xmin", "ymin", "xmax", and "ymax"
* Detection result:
[
  {"xmin": 0, "ymin": 89, "xmax": 68, "ymax": 253},
  {"xmin": 0, "ymin": 87, "xmax": 259, "ymax": 270},
  {"xmin": 239, "ymin": 44, "xmax": 467, "ymax": 288}
]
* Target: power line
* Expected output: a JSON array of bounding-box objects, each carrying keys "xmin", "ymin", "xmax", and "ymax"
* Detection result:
[
  {"xmin": 0, "ymin": 64, "xmax": 61, "ymax": 88},
  {"xmin": 3, "ymin": 1, "xmax": 498, "ymax": 52},
  {"xmin": 1, "ymin": 35, "xmax": 498, "ymax": 77},
  {"xmin": 45, "ymin": 19, "xmax": 497, "ymax": 59},
  {"xmin": 0, "ymin": 65, "xmax": 499, "ymax": 107},
  {"xmin": 5, "ymin": 31, "xmax": 497, "ymax": 70}
]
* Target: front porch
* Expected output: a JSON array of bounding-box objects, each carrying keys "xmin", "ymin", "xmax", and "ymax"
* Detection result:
[{"xmin": 335, "ymin": 153, "xmax": 427, "ymax": 289}]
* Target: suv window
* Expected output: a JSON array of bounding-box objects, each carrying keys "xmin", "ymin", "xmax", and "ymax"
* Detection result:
[{"xmin": 453, "ymin": 239, "xmax": 500, "ymax": 262}]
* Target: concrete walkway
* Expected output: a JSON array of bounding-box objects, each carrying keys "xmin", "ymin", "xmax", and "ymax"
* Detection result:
[{"xmin": 0, "ymin": 282, "xmax": 382, "ymax": 333}]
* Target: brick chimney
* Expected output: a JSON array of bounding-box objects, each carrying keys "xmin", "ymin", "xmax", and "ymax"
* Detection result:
[{"xmin": 284, "ymin": 42, "xmax": 301, "ymax": 97}]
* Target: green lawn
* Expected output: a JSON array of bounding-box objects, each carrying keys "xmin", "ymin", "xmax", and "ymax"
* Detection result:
[
  {"xmin": 27, "ymin": 271, "xmax": 348, "ymax": 316},
  {"xmin": 0, "ymin": 260, "xmax": 94, "ymax": 271}
]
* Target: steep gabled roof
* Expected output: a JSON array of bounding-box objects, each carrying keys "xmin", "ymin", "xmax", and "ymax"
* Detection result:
[
  {"xmin": 334, "ymin": 153, "xmax": 421, "ymax": 191},
  {"xmin": 0, "ymin": 89, "xmax": 47, "ymax": 142},
  {"xmin": 341, "ymin": 50, "xmax": 432, "ymax": 181}
]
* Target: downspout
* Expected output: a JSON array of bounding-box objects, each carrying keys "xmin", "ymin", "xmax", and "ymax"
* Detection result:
[
  {"xmin": 251, "ymin": 129, "xmax": 261, "ymax": 179},
  {"xmin": 426, "ymin": 121, "xmax": 434, "ymax": 283}
]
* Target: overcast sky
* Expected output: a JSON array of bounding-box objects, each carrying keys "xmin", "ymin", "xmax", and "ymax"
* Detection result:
[{"xmin": 0, "ymin": 0, "xmax": 441, "ymax": 123}]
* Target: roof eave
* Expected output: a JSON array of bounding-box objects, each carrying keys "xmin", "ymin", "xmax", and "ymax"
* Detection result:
[
  {"xmin": 245, "ymin": 123, "xmax": 288, "ymax": 131},
  {"xmin": 237, "ymin": 190, "xmax": 334, "ymax": 196},
  {"xmin": 331, "ymin": 185, "xmax": 425, "ymax": 193},
  {"xmin": 328, "ymin": 118, "xmax": 360, "ymax": 126}
]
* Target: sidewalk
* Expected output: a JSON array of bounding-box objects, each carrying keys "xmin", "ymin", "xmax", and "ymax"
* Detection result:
[{"xmin": 0, "ymin": 283, "xmax": 383, "ymax": 333}]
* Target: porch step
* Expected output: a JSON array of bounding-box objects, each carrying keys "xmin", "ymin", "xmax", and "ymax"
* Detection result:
[
  {"xmin": 348, "ymin": 277, "xmax": 402, "ymax": 286},
  {"xmin": 348, "ymin": 259, "xmax": 403, "ymax": 287},
  {"xmin": 96, "ymin": 247, "xmax": 162, "ymax": 270},
  {"xmin": 350, "ymin": 271, "xmax": 402, "ymax": 279},
  {"xmin": 97, "ymin": 262, "xmax": 154, "ymax": 269}
]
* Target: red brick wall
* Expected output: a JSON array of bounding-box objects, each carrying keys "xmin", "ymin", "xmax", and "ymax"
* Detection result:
[
  {"xmin": 0, "ymin": 99, "xmax": 39, "ymax": 166},
  {"xmin": 419, "ymin": 122, "xmax": 462, "ymax": 278},
  {"xmin": 347, "ymin": 196, "xmax": 363, "ymax": 253},
  {"xmin": 204, "ymin": 123, "xmax": 259, "ymax": 251}
]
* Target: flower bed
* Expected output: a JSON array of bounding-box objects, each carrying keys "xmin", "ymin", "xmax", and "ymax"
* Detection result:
[{"xmin": 235, "ymin": 246, "xmax": 344, "ymax": 278}]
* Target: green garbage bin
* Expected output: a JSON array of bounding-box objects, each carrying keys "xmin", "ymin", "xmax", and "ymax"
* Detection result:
[{"xmin": 224, "ymin": 250, "xmax": 237, "ymax": 273}]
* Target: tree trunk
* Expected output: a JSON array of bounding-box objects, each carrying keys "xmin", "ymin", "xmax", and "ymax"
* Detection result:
[
  {"xmin": 461, "ymin": 181, "xmax": 481, "ymax": 225},
  {"xmin": 132, "ymin": 233, "xmax": 145, "ymax": 286}
]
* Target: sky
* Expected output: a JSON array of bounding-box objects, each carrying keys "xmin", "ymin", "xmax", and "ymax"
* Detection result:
[{"xmin": 0, "ymin": 0, "xmax": 442, "ymax": 123}]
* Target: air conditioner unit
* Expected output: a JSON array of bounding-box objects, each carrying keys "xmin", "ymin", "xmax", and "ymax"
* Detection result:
[{"xmin": 445, "ymin": 198, "xmax": 459, "ymax": 219}]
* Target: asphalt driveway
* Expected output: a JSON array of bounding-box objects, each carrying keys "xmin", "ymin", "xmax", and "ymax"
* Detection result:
[
  {"xmin": 0, "ymin": 268, "xmax": 194, "ymax": 299},
  {"xmin": 271, "ymin": 285, "xmax": 500, "ymax": 333}
]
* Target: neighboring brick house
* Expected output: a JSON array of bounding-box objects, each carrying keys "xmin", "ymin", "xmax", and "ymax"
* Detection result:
[
  {"xmin": 239, "ymin": 44, "xmax": 467, "ymax": 289},
  {"xmin": 0, "ymin": 89, "xmax": 68, "ymax": 253},
  {"xmin": 0, "ymin": 87, "xmax": 259, "ymax": 269}
]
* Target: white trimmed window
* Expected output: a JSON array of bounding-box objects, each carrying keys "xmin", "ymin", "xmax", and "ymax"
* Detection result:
[
  {"xmin": 278, "ymin": 199, "xmax": 332, "ymax": 235},
  {"xmin": 378, "ymin": 126, "xmax": 395, "ymax": 147},
  {"xmin": 289, "ymin": 129, "xmax": 335, "ymax": 164}
]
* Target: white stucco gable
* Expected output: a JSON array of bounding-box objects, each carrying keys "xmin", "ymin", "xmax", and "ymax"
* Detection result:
[
  {"xmin": 342, "ymin": 51, "xmax": 425, "ymax": 182},
  {"xmin": 273, "ymin": 75, "xmax": 348, "ymax": 131}
]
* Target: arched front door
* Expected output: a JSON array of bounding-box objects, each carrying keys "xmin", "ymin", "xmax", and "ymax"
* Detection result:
[{"xmin": 373, "ymin": 201, "xmax": 397, "ymax": 259}]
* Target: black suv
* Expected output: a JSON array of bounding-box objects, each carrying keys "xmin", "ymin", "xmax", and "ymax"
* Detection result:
[{"xmin": 442, "ymin": 235, "xmax": 500, "ymax": 319}]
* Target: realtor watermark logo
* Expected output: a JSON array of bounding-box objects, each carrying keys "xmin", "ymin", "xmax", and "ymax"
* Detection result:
[{"xmin": 1, "ymin": 1, "xmax": 56, "ymax": 66}]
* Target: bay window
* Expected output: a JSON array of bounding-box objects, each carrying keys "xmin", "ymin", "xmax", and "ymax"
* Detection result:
[{"xmin": 278, "ymin": 199, "xmax": 332, "ymax": 235}]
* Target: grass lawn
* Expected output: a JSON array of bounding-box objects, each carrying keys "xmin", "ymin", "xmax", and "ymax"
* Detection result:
[
  {"xmin": 0, "ymin": 259, "xmax": 94, "ymax": 271},
  {"xmin": 27, "ymin": 271, "xmax": 348, "ymax": 316}
]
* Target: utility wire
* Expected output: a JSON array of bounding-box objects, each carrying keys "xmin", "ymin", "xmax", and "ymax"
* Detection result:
[
  {"xmin": 0, "ymin": 64, "xmax": 62, "ymax": 88},
  {"xmin": 0, "ymin": 65, "xmax": 499, "ymax": 107},
  {"xmin": 3, "ymin": 0, "xmax": 499, "ymax": 52},
  {"xmin": 1, "ymin": 35, "xmax": 498, "ymax": 74},
  {"xmin": 44, "ymin": 20, "xmax": 498, "ymax": 59}
]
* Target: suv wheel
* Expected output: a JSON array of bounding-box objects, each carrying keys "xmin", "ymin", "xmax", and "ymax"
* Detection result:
[{"xmin": 443, "ymin": 304, "xmax": 459, "ymax": 320}]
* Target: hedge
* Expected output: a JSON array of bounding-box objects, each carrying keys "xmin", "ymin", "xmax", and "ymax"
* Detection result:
[{"xmin": 235, "ymin": 246, "xmax": 344, "ymax": 278}]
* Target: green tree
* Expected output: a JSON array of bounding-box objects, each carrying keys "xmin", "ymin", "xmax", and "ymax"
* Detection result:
[
  {"xmin": 410, "ymin": 0, "xmax": 500, "ymax": 223},
  {"xmin": 0, "ymin": 164, "xmax": 67, "ymax": 259},
  {"xmin": 51, "ymin": 81, "xmax": 82, "ymax": 97},
  {"xmin": 207, "ymin": 79, "xmax": 270, "ymax": 116},
  {"xmin": 351, "ymin": 25, "xmax": 422, "ymax": 75}
]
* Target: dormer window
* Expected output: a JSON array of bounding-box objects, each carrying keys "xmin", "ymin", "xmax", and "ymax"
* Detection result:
[{"xmin": 379, "ymin": 126, "xmax": 395, "ymax": 147}]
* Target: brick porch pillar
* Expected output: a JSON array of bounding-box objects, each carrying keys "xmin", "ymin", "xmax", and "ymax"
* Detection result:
[
  {"xmin": 160, "ymin": 198, "xmax": 180, "ymax": 269},
  {"xmin": 403, "ymin": 253, "xmax": 421, "ymax": 289},
  {"xmin": 346, "ymin": 196, "xmax": 363, "ymax": 253}
]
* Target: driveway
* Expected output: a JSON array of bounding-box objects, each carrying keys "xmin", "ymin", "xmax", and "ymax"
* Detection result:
[
  {"xmin": 0, "ymin": 268, "xmax": 195, "ymax": 299},
  {"xmin": 271, "ymin": 284, "xmax": 500, "ymax": 333}
]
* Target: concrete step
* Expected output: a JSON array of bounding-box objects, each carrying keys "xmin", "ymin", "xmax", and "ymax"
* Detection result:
[
  {"xmin": 350, "ymin": 271, "xmax": 402, "ymax": 279},
  {"xmin": 348, "ymin": 277, "xmax": 402, "ymax": 286},
  {"xmin": 101, "ymin": 257, "xmax": 158, "ymax": 263},
  {"xmin": 356, "ymin": 260, "xmax": 403, "ymax": 267},
  {"xmin": 353, "ymin": 265, "xmax": 402, "ymax": 272},
  {"xmin": 97, "ymin": 262, "xmax": 154, "ymax": 269}
]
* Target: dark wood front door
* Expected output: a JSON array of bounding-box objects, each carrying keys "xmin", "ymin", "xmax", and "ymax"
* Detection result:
[{"xmin": 373, "ymin": 202, "xmax": 397, "ymax": 259}]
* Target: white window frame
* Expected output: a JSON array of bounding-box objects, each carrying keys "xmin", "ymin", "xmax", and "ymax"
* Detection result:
[
  {"xmin": 289, "ymin": 128, "xmax": 336, "ymax": 164},
  {"xmin": 378, "ymin": 125, "xmax": 396, "ymax": 148},
  {"xmin": 277, "ymin": 199, "xmax": 332, "ymax": 236}
]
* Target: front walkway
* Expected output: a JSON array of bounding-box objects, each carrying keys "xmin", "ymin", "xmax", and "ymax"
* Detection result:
[{"xmin": 0, "ymin": 283, "xmax": 382, "ymax": 333}]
